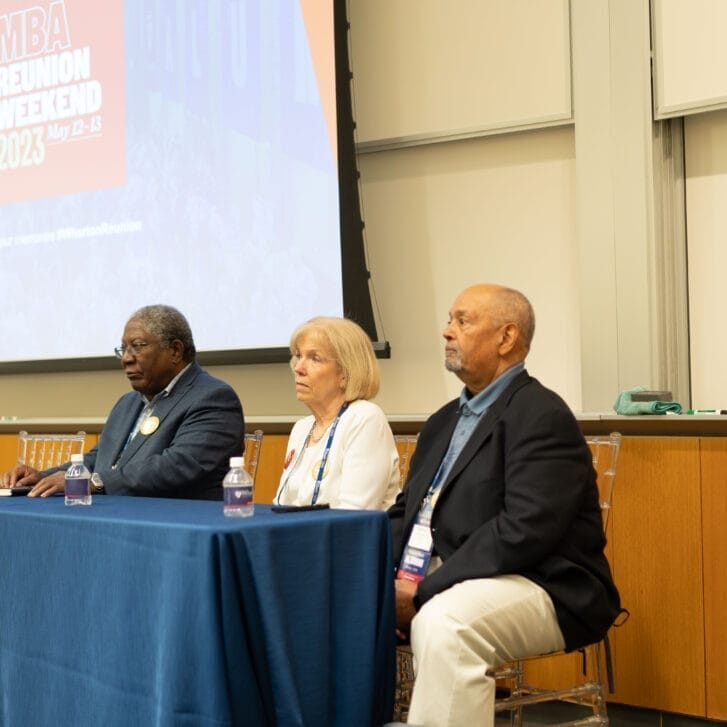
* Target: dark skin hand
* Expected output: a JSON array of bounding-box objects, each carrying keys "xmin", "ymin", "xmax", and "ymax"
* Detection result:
[
  {"xmin": 0, "ymin": 465, "xmax": 65, "ymax": 496},
  {"xmin": 26, "ymin": 471, "xmax": 66, "ymax": 497},
  {"xmin": 395, "ymin": 578, "xmax": 418, "ymax": 641},
  {"xmin": 0, "ymin": 464, "xmax": 41, "ymax": 489}
]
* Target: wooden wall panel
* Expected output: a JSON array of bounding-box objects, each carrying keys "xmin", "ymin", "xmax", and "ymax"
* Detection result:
[
  {"xmin": 0, "ymin": 434, "xmax": 18, "ymax": 470},
  {"xmin": 609, "ymin": 437, "xmax": 704, "ymax": 714},
  {"xmin": 254, "ymin": 433, "xmax": 288, "ymax": 505},
  {"xmin": 700, "ymin": 438, "xmax": 727, "ymax": 720}
]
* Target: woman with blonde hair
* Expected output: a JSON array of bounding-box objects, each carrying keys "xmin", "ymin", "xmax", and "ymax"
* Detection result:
[{"xmin": 275, "ymin": 316, "xmax": 400, "ymax": 510}]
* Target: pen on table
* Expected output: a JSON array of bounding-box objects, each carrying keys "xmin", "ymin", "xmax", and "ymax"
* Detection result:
[{"xmin": 686, "ymin": 409, "xmax": 727, "ymax": 415}]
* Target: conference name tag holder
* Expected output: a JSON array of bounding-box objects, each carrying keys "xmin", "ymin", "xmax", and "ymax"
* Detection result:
[{"xmin": 396, "ymin": 489, "xmax": 442, "ymax": 583}]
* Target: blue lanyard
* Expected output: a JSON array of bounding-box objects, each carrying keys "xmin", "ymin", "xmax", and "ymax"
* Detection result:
[
  {"xmin": 421, "ymin": 457, "xmax": 447, "ymax": 510},
  {"xmin": 419, "ymin": 435, "xmax": 461, "ymax": 511},
  {"xmin": 276, "ymin": 401, "xmax": 350, "ymax": 506},
  {"xmin": 310, "ymin": 401, "xmax": 349, "ymax": 505}
]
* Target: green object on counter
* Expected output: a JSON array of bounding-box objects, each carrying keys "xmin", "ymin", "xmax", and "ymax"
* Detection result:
[{"xmin": 613, "ymin": 387, "xmax": 682, "ymax": 415}]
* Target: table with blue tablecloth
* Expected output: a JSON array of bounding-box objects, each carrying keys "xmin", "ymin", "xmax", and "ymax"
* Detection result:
[{"xmin": 0, "ymin": 497, "xmax": 395, "ymax": 726}]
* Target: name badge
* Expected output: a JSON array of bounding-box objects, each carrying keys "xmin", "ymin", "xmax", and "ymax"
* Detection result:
[
  {"xmin": 397, "ymin": 522, "xmax": 434, "ymax": 583},
  {"xmin": 397, "ymin": 462, "xmax": 445, "ymax": 583}
]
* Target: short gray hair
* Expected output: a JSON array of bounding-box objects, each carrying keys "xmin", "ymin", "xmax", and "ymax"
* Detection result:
[{"xmin": 129, "ymin": 305, "xmax": 196, "ymax": 362}]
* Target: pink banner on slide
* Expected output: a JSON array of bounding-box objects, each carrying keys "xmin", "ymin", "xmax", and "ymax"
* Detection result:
[{"xmin": 0, "ymin": 0, "xmax": 126, "ymax": 204}]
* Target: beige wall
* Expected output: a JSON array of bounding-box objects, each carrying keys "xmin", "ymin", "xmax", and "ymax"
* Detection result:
[
  {"xmin": 0, "ymin": 125, "xmax": 579, "ymax": 420},
  {"xmin": 686, "ymin": 109, "xmax": 727, "ymax": 409},
  {"xmin": 360, "ymin": 127, "xmax": 581, "ymax": 414}
]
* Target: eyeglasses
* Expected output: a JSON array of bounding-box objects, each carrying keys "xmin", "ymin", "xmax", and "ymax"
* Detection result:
[{"xmin": 114, "ymin": 340, "xmax": 159, "ymax": 359}]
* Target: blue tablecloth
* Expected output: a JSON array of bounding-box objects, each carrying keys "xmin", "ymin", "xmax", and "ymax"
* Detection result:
[{"xmin": 0, "ymin": 497, "xmax": 395, "ymax": 726}]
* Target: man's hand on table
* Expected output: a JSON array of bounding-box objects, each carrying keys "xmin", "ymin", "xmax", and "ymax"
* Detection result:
[
  {"xmin": 28, "ymin": 471, "xmax": 66, "ymax": 497},
  {"xmin": 1, "ymin": 465, "xmax": 42, "ymax": 489}
]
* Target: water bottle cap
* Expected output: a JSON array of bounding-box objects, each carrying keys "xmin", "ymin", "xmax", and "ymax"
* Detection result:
[
  {"xmin": 229, "ymin": 456, "xmax": 244, "ymax": 468},
  {"xmin": 70, "ymin": 453, "xmax": 84, "ymax": 463}
]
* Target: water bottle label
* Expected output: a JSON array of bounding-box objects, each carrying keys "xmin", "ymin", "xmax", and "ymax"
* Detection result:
[
  {"xmin": 224, "ymin": 486, "xmax": 252, "ymax": 507},
  {"xmin": 65, "ymin": 477, "xmax": 89, "ymax": 497}
]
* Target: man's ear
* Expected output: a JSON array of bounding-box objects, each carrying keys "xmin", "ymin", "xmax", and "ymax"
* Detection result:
[
  {"xmin": 169, "ymin": 339, "xmax": 185, "ymax": 363},
  {"xmin": 498, "ymin": 323, "xmax": 519, "ymax": 355}
]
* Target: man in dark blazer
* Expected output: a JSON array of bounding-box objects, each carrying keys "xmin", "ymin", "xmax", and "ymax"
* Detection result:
[
  {"xmin": 390, "ymin": 284, "xmax": 620, "ymax": 726},
  {"xmin": 3, "ymin": 305, "xmax": 244, "ymax": 499}
]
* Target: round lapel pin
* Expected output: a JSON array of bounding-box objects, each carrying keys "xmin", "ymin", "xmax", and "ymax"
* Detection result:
[{"xmin": 140, "ymin": 415, "xmax": 160, "ymax": 435}]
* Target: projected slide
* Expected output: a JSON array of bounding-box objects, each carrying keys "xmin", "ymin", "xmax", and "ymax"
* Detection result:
[{"xmin": 0, "ymin": 0, "xmax": 342, "ymax": 364}]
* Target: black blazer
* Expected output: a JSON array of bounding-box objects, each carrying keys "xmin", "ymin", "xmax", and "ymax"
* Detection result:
[{"xmin": 388, "ymin": 370, "xmax": 620, "ymax": 651}]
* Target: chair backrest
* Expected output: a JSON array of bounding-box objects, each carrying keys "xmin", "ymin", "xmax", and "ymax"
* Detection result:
[
  {"xmin": 243, "ymin": 429, "xmax": 264, "ymax": 485},
  {"xmin": 394, "ymin": 434, "xmax": 418, "ymax": 488},
  {"xmin": 585, "ymin": 432, "xmax": 621, "ymax": 530},
  {"xmin": 17, "ymin": 431, "xmax": 87, "ymax": 471}
]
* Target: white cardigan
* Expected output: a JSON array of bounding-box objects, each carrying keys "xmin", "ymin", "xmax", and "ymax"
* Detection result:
[{"xmin": 275, "ymin": 399, "xmax": 400, "ymax": 510}]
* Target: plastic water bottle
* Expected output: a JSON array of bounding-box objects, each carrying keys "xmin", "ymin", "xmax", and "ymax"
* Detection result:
[
  {"xmin": 223, "ymin": 456, "xmax": 254, "ymax": 517},
  {"xmin": 65, "ymin": 453, "xmax": 91, "ymax": 506}
]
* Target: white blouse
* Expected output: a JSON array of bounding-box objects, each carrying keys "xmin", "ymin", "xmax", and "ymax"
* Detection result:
[{"xmin": 275, "ymin": 399, "xmax": 400, "ymax": 510}]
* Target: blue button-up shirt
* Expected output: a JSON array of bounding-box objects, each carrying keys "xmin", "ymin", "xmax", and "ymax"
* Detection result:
[{"xmin": 432, "ymin": 362, "xmax": 525, "ymax": 491}]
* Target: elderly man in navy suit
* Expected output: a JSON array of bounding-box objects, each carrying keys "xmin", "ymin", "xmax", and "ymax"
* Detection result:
[
  {"xmin": 2, "ymin": 304, "xmax": 244, "ymax": 499},
  {"xmin": 389, "ymin": 284, "xmax": 620, "ymax": 726}
]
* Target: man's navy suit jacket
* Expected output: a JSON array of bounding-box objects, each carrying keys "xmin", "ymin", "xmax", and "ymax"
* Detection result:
[
  {"xmin": 49, "ymin": 361, "xmax": 244, "ymax": 499},
  {"xmin": 388, "ymin": 370, "xmax": 621, "ymax": 651}
]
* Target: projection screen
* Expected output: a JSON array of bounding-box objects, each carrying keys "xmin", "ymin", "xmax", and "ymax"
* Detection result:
[{"xmin": 0, "ymin": 0, "xmax": 375, "ymax": 372}]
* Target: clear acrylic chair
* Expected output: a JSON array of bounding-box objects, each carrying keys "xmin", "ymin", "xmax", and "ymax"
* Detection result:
[
  {"xmin": 494, "ymin": 432, "xmax": 622, "ymax": 727},
  {"xmin": 243, "ymin": 429, "xmax": 264, "ymax": 485},
  {"xmin": 392, "ymin": 432, "xmax": 622, "ymax": 726},
  {"xmin": 16, "ymin": 430, "xmax": 87, "ymax": 470}
]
